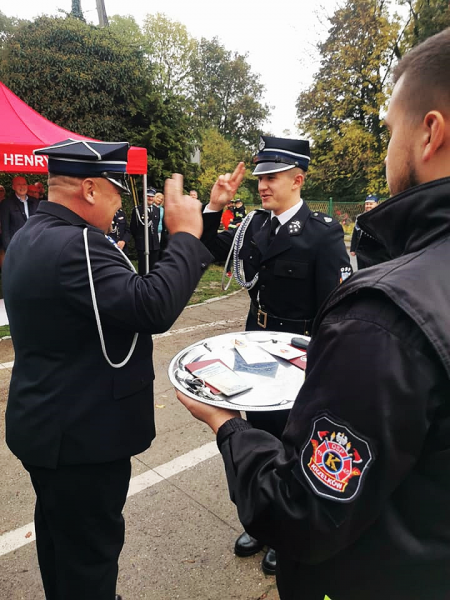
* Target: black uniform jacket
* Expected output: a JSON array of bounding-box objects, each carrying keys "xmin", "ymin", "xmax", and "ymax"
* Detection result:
[
  {"xmin": 350, "ymin": 213, "xmax": 390, "ymax": 268},
  {"xmin": 130, "ymin": 203, "xmax": 160, "ymax": 252},
  {"xmin": 3, "ymin": 202, "xmax": 212, "ymax": 468},
  {"xmin": 109, "ymin": 207, "xmax": 131, "ymax": 247},
  {"xmin": 202, "ymin": 203, "xmax": 350, "ymax": 330},
  {"xmin": 217, "ymin": 178, "xmax": 450, "ymax": 599},
  {"xmin": 1, "ymin": 194, "xmax": 39, "ymax": 249}
]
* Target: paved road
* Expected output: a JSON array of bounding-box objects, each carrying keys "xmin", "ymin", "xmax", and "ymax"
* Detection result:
[{"xmin": 0, "ymin": 289, "xmax": 280, "ymax": 600}]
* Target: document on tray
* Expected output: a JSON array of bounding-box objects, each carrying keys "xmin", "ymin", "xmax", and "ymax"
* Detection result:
[
  {"xmin": 191, "ymin": 361, "xmax": 252, "ymax": 397},
  {"xmin": 233, "ymin": 336, "xmax": 277, "ymax": 364}
]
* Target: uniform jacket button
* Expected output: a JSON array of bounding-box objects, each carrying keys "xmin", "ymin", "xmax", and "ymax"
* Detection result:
[{"xmin": 260, "ymin": 285, "xmax": 265, "ymax": 290}]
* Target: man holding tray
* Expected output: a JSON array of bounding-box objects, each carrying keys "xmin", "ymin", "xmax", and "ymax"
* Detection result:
[
  {"xmin": 177, "ymin": 29, "xmax": 450, "ymax": 600},
  {"xmin": 201, "ymin": 136, "xmax": 351, "ymax": 573}
]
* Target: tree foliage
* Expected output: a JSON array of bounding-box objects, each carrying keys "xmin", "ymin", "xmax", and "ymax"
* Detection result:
[
  {"xmin": 400, "ymin": 0, "xmax": 450, "ymax": 48},
  {"xmin": 71, "ymin": 0, "xmax": 85, "ymax": 22},
  {"xmin": 297, "ymin": 0, "xmax": 400, "ymax": 200},
  {"xmin": 191, "ymin": 37, "xmax": 270, "ymax": 149},
  {"xmin": 142, "ymin": 13, "xmax": 197, "ymax": 98},
  {"xmin": 1, "ymin": 16, "xmax": 148, "ymax": 141}
]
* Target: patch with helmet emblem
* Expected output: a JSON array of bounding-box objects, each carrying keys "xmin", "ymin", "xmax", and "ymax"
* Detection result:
[{"xmin": 300, "ymin": 415, "xmax": 373, "ymax": 503}]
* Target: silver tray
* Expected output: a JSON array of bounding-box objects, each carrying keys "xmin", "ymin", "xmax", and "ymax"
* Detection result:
[{"xmin": 168, "ymin": 330, "xmax": 308, "ymax": 411}]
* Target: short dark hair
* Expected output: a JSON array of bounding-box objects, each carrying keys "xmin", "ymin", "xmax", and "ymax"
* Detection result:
[{"xmin": 393, "ymin": 27, "xmax": 450, "ymax": 121}]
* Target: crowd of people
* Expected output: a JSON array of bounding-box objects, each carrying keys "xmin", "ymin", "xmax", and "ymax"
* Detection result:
[{"xmin": 2, "ymin": 27, "xmax": 450, "ymax": 600}]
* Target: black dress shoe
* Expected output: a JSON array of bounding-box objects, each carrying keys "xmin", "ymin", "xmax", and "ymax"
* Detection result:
[
  {"xmin": 234, "ymin": 531, "xmax": 264, "ymax": 557},
  {"xmin": 261, "ymin": 547, "xmax": 276, "ymax": 575}
]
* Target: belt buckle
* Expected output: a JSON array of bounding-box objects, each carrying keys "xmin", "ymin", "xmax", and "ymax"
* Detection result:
[{"xmin": 257, "ymin": 308, "xmax": 268, "ymax": 328}]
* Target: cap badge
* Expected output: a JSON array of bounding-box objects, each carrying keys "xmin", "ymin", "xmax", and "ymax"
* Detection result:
[{"xmin": 259, "ymin": 137, "xmax": 265, "ymax": 151}]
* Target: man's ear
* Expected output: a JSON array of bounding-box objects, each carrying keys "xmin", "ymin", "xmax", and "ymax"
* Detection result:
[
  {"xmin": 292, "ymin": 171, "xmax": 305, "ymax": 190},
  {"xmin": 81, "ymin": 178, "xmax": 96, "ymax": 205},
  {"xmin": 422, "ymin": 110, "xmax": 445, "ymax": 162}
]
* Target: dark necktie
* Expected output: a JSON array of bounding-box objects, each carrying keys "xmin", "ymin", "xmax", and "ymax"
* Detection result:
[{"xmin": 269, "ymin": 217, "xmax": 280, "ymax": 243}]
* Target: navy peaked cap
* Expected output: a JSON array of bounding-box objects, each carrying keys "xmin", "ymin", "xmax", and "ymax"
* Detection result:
[
  {"xmin": 34, "ymin": 138, "xmax": 130, "ymax": 193},
  {"xmin": 147, "ymin": 187, "xmax": 157, "ymax": 196},
  {"xmin": 365, "ymin": 194, "xmax": 379, "ymax": 203},
  {"xmin": 252, "ymin": 136, "xmax": 311, "ymax": 175}
]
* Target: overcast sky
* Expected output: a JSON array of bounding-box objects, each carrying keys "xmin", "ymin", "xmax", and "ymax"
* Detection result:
[{"xmin": 4, "ymin": 0, "xmax": 343, "ymax": 137}]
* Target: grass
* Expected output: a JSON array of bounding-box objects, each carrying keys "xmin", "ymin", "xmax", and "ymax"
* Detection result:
[{"xmin": 188, "ymin": 262, "xmax": 241, "ymax": 305}]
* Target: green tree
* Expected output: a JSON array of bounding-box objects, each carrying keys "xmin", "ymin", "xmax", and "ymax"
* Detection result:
[
  {"xmin": 400, "ymin": 0, "xmax": 450, "ymax": 48},
  {"xmin": 130, "ymin": 90, "xmax": 199, "ymax": 190},
  {"xmin": 1, "ymin": 16, "xmax": 149, "ymax": 141},
  {"xmin": 142, "ymin": 13, "xmax": 197, "ymax": 97},
  {"xmin": 197, "ymin": 128, "xmax": 256, "ymax": 202},
  {"xmin": 190, "ymin": 37, "xmax": 270, "ymax": 149},
  {"xmin": 296, "ymin": 0, "xmax": 400, "ymax": 200},
  {"xmin": 71, "ymin": 0, "xmax": 85, "ymax": 22},
  {"xmin": 108, "ymin": 14, "xmax": 144, "ymax": 47}
]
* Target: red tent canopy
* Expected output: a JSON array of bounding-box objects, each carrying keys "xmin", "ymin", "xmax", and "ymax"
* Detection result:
[{"xmin": 0, "ymin": 81, "xmax": 147, "ymax": 175}]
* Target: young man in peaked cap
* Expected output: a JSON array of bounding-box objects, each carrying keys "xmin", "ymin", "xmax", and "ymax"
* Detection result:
[
  {"xmin": 200, "ymin": 135, "xmax": 351, "ymax": 575},
  {"xmin": 3, "ymin": 138, "xmax": 212, "ymax": 600},
  {"xmin": 178, "ymin": 29, "xmax": 450, "ymax": 600}
]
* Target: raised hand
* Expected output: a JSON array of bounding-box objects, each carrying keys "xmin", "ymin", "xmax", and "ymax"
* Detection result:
[
  {"xmin": 164, "ymin": 173, "xmax": 203, "ymax": 239},
  {"xmin": 209, "ymin": 162, "xmax": 246, "ymax": 211}
]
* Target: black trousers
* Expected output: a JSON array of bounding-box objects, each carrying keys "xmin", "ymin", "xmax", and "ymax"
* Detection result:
[{"xmin": 23, "ymin": 458, "xmax": 131, "ymax": 600}]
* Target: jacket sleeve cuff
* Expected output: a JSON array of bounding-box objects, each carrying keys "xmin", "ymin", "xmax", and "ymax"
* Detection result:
[{"xmin": 217, "ymin": 417, "xmax": 253, "ymax": 450}]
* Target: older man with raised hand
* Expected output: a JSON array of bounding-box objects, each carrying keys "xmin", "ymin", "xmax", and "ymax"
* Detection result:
[
  {"xmin": 3, "ymin": 138, "xmax": 212, "ymax": 600},
  {"xmin": 178, "ymin": 28, "xmax": 450, "ymax": 600}
]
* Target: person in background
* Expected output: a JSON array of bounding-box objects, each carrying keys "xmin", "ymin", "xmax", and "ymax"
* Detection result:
[
  {"xmin": 189, "ymin": 190, "xmax": 198, "ymax": 200},
  {"xmin": 153, "ymin": 192, "xmax": 167, "ymax": 255},
  {"xmin": 221, "ymin": 200, "xmax": 235, "ymax": 230},
  {"xmin": 27, "ymin": 184, "xmax": 41, "ymax": 201},
  {"xmin": 34, "ymin": 181, "xmax": 47, "ymax": 201},
  {"xmin": 177, "ymin": 28, "xmax": 450, "ymax": 600},
  {"xmin": 130, "ymin": 187, "xmax": 161, "ymax": 274},
  {"xmin": 228, "ymin": 197, "xmax": 247, "ymax": 230},
  {"xmin": 1, "ymin": 175, "xmax": 39, "ymax": 249},
  {"xmin": 350, "ymin": 194, "xmax": 379, "ymax": 269},
  {"xmin": 200, "ymin": 136, "xmax": 351, "ymax": 575},
  {"xmin": 109, "ymin": 207, "xmax": 131, "ymax": 254}
]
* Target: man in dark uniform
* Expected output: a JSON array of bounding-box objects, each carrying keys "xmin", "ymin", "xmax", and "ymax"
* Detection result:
[
  {"xmin": 350, "ymin": 194, "xmax": 379, "ymax": 269},
  {"xmin": 228, "ymin": 197, "xmax": 247, "ymax": 230},
  {"xmin": 109, "ymin": 207, "xmax": 131, "ymax": 254},
  {"xmin": 130, "ymin": 187, "xmax": 161, "ymax": 274},
  {"xmin": 3, "ymin": 138, "xmax": 212, "ymax": 600},
  {"xmin": 1, "ymin": 175, "xmax": 39, "ymax": 249},
  {"xmin": 201, "ymin": 137, "xmax": 351, "ymax": 574},
  {"xmin": 177, "ymin": 29, "xmax": 450, "ymax": 600}
]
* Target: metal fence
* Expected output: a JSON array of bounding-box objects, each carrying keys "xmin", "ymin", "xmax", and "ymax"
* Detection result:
[{"xmin": 247, "ymin": 200, "xmax": 386, "ymax": 237}]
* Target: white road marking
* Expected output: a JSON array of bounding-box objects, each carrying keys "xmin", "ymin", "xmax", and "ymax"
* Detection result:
[
  {"xmin": 0, "ymin": 441, "xmax": 220, "ymax": 558},
  {"xmin": 154, "ymin": 317, "xmax": 245, "ymax": 339}
]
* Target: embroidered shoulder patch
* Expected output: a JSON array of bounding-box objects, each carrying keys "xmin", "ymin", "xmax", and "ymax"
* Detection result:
[
  {"xmin": 340, "ymin": 266, "xmax": 353, "ymax": 283},
  {"xmin": 300, "ymin": 415, "xmax": 373, "ymax": 502}
]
